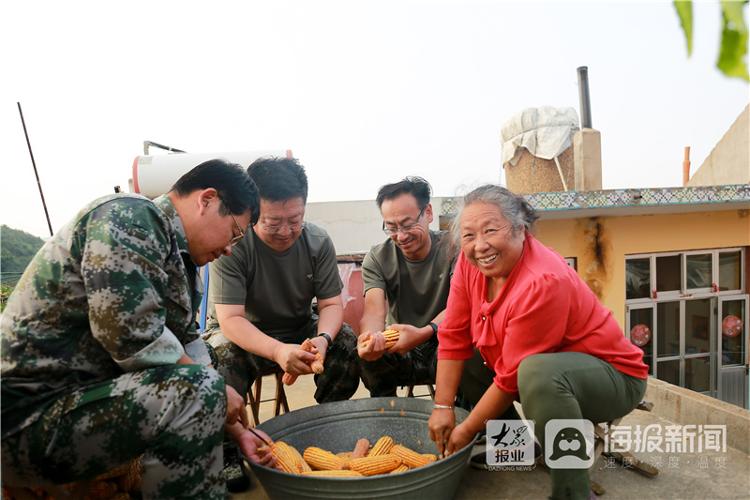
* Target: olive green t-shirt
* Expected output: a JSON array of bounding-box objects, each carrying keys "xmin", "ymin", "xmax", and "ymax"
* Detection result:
[
  {"xmin": 361, "ymin": 231, "xmax": 457, "ymax": 328},
  {"xmin": 208, "ymin": 222, "xmax": 342, "ymax": 341}
]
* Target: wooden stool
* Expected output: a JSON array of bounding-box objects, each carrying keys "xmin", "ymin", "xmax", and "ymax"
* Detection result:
[{"xmin": 247, "ymin": 366, "xmax": 290, "ymax": 426}]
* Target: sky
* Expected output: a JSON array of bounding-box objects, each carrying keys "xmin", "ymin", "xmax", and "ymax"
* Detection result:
[{"xmin": 1, "ymin": 0, "xmax": 748, "ymax": 238}]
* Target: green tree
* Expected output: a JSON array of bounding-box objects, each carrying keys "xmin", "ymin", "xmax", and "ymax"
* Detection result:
[
  {"xmin": 674, "ymin": 0, "xmax": 749, "ymax": 81},
  {"xmin": 1, "ymin": 225, "xmax": 45, "ymax": 310}
]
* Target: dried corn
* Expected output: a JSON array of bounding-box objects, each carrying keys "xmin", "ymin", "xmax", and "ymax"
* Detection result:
[
  {"xmin": 391, "ymin": 444, "xmax": 433, "ymax": 468},
  {"xmin": 349, "ymin": 454, "xmax": 402, "ymax": 476},
  {"xmin": 390, "ymin": 464, "xmax": 410, "ymax": 474},
  {"xmin": 286, "ymin": 442, "xmax": 312, "ymax": 473},
  {"xmin": 301, "ymin": 469, "xmax": 363, "ymax": 477},
  {"xmin": 303, "ymin": 447, "xmax": 346, "ymax": 470},
  {"xmin": 368, "ymin": 436, "xmax": 394, "ymax": 456},
  {"xmin": 421, "ymin": 453, "xmax": 438, "ymax": 463},
  {"xmin": 273, "ymin": 441, "xmax": 301, "ymax": 474},
  {"xmin": 283, "ymin": 339, "xmax": 324, "ymax": 385}
]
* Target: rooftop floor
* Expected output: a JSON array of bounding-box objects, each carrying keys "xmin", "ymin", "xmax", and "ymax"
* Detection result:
[{"xmin": 234, "ymin": 375, "xmax": 750, "ymax": 500}]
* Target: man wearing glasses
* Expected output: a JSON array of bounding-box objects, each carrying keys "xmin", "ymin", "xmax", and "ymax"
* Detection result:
[
  {"xmin": 357, "ymin": 177, "xmax": 462, "ymax": 397},
  {"xmin": 1, "ymin": 160, "xmax": 273, "ymax": 498},
  {"xmin": 206, "ymin": 156, "xmax": 360, "ymax": 489}
]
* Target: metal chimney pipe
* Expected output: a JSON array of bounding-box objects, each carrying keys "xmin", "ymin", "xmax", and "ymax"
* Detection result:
[
  {"xmin": 683, "ymin": 146, "xmax": 691, "ymax": 186},
  {"xmin": 577, "ymin": 66, "xmax": 592, "ymax": 128}
]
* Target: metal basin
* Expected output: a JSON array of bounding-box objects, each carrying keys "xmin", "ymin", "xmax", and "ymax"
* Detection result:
[{"xmin": 249, "ymin": 397, "xmax": 475, "ymax": 500}]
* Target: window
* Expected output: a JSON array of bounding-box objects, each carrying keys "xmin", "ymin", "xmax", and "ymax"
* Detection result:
[
  {"xmin": 719, "ymin": 251, "xmax": 742, "ymax": 292},
  {"xmin": 656, "ymin": 255, "xmax": 681, "ymax": 293},
  {"xmin": 626, "ymin": 258, "xmax": 650, "ymax": 300}
]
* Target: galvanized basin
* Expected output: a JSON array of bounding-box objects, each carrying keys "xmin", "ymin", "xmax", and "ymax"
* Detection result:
[{"xmin": 249, "ymin": 397, "xmax": 475, "ymax": 500}]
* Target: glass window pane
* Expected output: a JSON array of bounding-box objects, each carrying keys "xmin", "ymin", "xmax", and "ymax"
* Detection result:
[
  {"xmin": 686, "ymin": 254, "xmax": 712, "ymax": 289},
  {"xmin": 626, "ymin": 258, "xmax": 651, "ymax": 299},
  {"xmin": 629, "ymin": 308, "xmax": 654, "ymax": 374},
  {"xmin": 685, "ymin": 299, "xmax": 711, "ymax": 355},
  {"xmin": 657, "ymin": 359, "xmax": 680, "ymax": 386},
  {"xmin": 656, "ymin": 255, "xmax": 681, "ymax": 292},
  {"xmin": 685, "ymin": 357, "xmax": 711, "ymax": 392},
  {"xmin": 719, "ymin": 251, "xmax": 741, "ymax": 291},
  {"xmin": 657, "ymin": 301, "xmax": 680, "ymax": 358},
  {"xmin": 721, "ymin": 299, "xmax": 746, "ymax": 366}
]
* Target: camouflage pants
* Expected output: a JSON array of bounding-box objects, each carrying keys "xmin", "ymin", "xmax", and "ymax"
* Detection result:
[
  {"xmin": 1, "ymin": 364, "xmax": 227, "ymax": 499},
  {"xmin": 359, "ymin": 337, "xmax": 439, "ymax": 397},
  {"xmin": 205, "ymin": 320, "xmax": 361, "ymax": 403}
]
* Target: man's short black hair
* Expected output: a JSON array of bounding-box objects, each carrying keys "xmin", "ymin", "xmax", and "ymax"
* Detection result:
[
  {"xmin": 375, "ymin": 176, "xmax": 431, "ymax": 210},
  {"xmin": 247, "ymin": 157, "xmax": 308, "ymax": 204},
  {"xmin": 171, "ymin": 158, "xmax": 260, "ymax": 224}
]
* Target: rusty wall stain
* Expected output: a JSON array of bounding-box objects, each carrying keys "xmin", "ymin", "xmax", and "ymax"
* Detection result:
[{"xmin": 579, "ymin": 217, "xmax": 610, "ymax": 299}]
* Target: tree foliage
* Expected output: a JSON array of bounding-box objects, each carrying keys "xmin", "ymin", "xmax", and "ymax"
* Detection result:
[{"xmin": 674, "ymin": 0, "xmax": 749, "ymax": 81}]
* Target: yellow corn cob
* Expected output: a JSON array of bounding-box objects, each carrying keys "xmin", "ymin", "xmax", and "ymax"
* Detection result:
[
  {"xmin": 273, "ymin": 441, "xmax": 301, "ymax": 474},
  {"xmin": 391, "ymin": 444, "xmax": 432, "ymax": 468},
  {"xmin": 421, "ymin": 453, "xmax": 438, "ymax": 463},
  {"xmin": 303, "ymin": 447, "xmax": 346, "ymax": 470},
  {"xmin": 390, "ymin": 464, "xmax": 410, "ymax": 474},
  {"xmin": 286, "ymin": 443, "xmax": 312, "ymax": 472},
  {"xmin": 368, "ymin": 436, "xmax": 394, "ymax": 456},
  {"xmin": 301, "ymin": 469, "xmax": 363, "ymax": 477},
  {"xmin": 336, "ymin": 451, "xmax": 353, "ymax": 458},
  {"xmin": 351, "ymin": 438, "xmax": 370, "ymax": 458},
  {"xmin": 283, "ymin": 339, "xmax": 324, "ymax": 385},
  {"xmin": 349, "ymin": 454, "xmax": 402, "ymax": 476}
]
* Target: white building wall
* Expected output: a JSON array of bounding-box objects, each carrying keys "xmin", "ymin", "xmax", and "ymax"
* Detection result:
[{"xmin": 305, "ymin": 197, "xmax": 452, "ymax": 255}]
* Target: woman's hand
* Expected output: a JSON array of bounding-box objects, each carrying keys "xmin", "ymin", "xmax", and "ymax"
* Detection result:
[
  {"xmin": 428, "ymin": 408, "xmax": 455, "ymax": 457},
  {"xmin": 445, "ymin": 422, "xmax": 476, "ymax": 456}
]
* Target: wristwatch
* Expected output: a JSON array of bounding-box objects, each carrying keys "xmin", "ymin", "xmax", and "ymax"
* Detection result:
[
  {"xmin": 428, "ymin": 322, "xmax": 439, "ymax": 336},
  {"xmin": 317, "ymin": 332, "xmax": 333, "ymax": 349}
]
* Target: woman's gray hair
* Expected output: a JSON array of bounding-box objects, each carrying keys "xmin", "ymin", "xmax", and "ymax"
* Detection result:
[{"xmin": 452, "ymin": 185, "xmax": 539, "ymax": 242}]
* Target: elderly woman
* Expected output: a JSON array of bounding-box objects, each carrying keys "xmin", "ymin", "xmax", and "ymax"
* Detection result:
[{"xmin": 428, "ymin": 185, "xmax": 648, "ymax": 499}]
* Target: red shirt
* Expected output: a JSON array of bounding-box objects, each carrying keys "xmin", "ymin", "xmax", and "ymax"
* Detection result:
[{"xmin": 438, "ymin": 234, "xmax": 648, "ymax": 394}]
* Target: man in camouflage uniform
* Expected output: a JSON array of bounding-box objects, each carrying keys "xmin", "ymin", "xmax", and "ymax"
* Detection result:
[
  {"xmin": 357, "ymin": 177, "xmax": 462, "ymax": 396},
  {"xmin": 206, "ymin": 157, "xmax": 360, "ymax": 406},
  {"xmin": 1, "ymin": 159, "xmax": 271, "ymax": 498}
]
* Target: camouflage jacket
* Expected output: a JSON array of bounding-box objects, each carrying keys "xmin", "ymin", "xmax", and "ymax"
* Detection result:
[{"xmin": 1, "ymin": 194, "xmax": 209, "ymax": 437}]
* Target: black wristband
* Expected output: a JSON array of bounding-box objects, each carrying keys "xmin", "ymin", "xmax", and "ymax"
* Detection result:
[
  {"xmin": 429, "ymin": 322, "xmax": 438, "ymax": 336},
  {"xmin": 317, "ymin": 332, "xmax": 333, "ymax": 348}
]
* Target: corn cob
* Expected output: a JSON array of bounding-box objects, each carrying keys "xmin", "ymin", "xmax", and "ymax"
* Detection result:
[
  {"xmin": 285, "ymin": 442, "xmax": 312, "ymax": 473},
  {"xmin": 382, "ymin": 329, "xmax": 400, "ymax": 349},
  {"xmin": 273, "ymin": 441, "xmax": 302, "ymax": 474},
  {"xmin": 283, "ymin": 339, "xmax": 324, "ymax": 385},
  {"xmin": 349, "ymin": 454, "xmax": 402, "ymax": 476},
  {"xmin": 301, "ymin": 469, "xmax": 363, "ymax": 477},
  {"xmin": 368, "ymin": 436, "xmax": 394, "ymax": 456},
  {"xmin": 351, "ymin": 438, "xmax": 370, "ymax": 459},
  {"xmin": 421, "ymin": 453, "xmax": 438, "ymax": 463},
  {"xmin": 391, "ymin": 444, "xmax": 434, "ymax": 468},
  {"xmin": 303, "ymin": 447, "xmax": 346, "ymax": 470},
  {"xmin": 390, "ymin": 464, "xmax": 410, "ymax": 474},
  {"xmin": 359, "ymin": 329, "xmax": 400, "ymax": 350}
]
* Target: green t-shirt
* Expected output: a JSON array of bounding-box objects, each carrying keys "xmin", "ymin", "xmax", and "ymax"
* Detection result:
[
  {"xmin": 208, "ymin": 222, "xmax": 342, "ymax": 341},
  {"xmin": 361, "ymin": 231, "xmax": 457, "ymax": 328}
]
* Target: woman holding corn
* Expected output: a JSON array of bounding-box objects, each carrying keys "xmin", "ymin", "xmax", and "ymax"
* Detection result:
[{"xmin": 428, "ymin": 185, "xmax": 648, "ymax": 500}]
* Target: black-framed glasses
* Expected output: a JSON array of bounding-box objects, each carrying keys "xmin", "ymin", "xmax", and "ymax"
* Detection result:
[
  {"xmin": 229, "ymin": 214, "xmax": 246, "ymax": 246},
  {"xmin": 382, "ymin": 207, "xmax": 425, "ymax": 236}
]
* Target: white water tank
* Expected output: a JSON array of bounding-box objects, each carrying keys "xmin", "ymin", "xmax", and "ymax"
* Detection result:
[{"xmin": 130, "ymin": 150, "xmax": 292, "ymax": 198}]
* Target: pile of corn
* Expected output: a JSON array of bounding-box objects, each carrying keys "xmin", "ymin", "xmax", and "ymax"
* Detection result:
[{"xmin": 267, "ymin": 435, "xmax": 438, "ymax": 477}]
